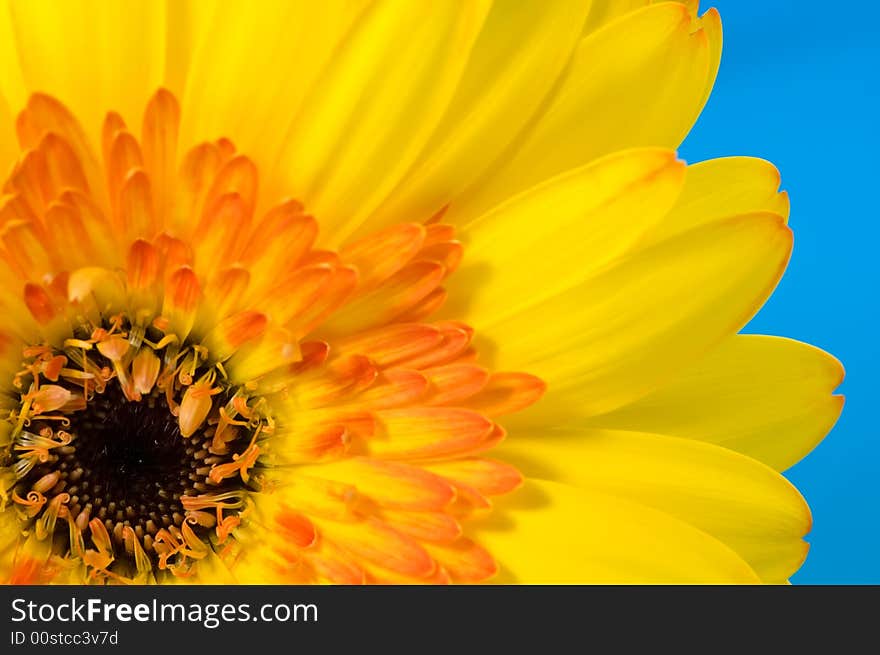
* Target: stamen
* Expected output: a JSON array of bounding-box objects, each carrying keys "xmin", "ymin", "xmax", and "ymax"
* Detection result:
[
  {"xmin": 83, "ymin": 517, "xmax": 114, "ymax": 575},
  {"xmin": 122, "ymin": 526, "xmax": 152, "ymax": 577},
  {"xmin": 131, "ymin": 349, "xmax": 160, "ymax": 395},
  {"xmin": 208, "ymin": 442, "xmax": 260, "ymax": 484},
  {"xmin": 12, "ymin": 490, "xmax": 47, "ymax": 517},
  {"xmin": 35, "ymin": 493, "xmax": 70, "ymax": 539}
]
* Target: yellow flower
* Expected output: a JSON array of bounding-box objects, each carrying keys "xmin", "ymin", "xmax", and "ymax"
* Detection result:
[{"xmin": 0, "ymin": 1, "xmax": 843, "ymax": 584}]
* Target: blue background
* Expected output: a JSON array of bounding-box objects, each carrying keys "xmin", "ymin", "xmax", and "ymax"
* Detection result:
[{"xmin": 680, "ymin": 1, "xmax": 878, "ymax": 583}]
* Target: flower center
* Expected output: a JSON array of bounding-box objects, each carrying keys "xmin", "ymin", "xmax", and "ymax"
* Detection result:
[
  {"xmin": 6, "ymin": 312, "xmax": 268, "ymax": 580},
  {"xmin": 58, "ymin": 385, "xmax": 194, "ymax": 523}
]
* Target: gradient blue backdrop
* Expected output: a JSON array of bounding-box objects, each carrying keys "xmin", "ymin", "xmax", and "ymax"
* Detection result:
[{"xmin": 679, "ymin": 1, "xmax": 877, "ymax": 583}]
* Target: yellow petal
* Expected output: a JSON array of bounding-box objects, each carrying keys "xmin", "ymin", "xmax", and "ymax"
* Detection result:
[
  {"xmin": 448, "ymin": 2, "xmax": 717, "ymax": 223},
  {"xmin": 584, "ymin": 335, "xmax": 845, "ymax": 471},
  {"xmin": 0, "ymin": 7, "xmax": 27, "ymax": 149},
  {"xmin": 444, "ymin": 148, "xmax": 685, "ymax": 326},
  {"xmin": 496, "ymin": 429, "xmax": 812, "ymax": 582},
  {"xmin": 695, "ymin": 7, "xmax": 722, "ymax": 114},
  {"xmin": 3, "ymin": 533, "xmax": 56, "ymax": 584},
  {"xmin": 180, "ymin": 0, "xmax": 363, "ymax": 172},
  {"xmin": 274, "ymin": 0, "xmax": 491, "ymax": 245},
  {"xmin": 486, "ymin": 213, "xmax": 792, "ymax": 417},
  {"xmin": 473, "ymin": 478, "xmax": 760, "ymax": 583},
  {"xmin": 0, "ymin": 94, "xmax": 15, "ymax": 170},
  {"xmin": 226, "ymin": 325, "xmax": 301, "ymax": 382},
  {"xmin": 68, "ymin": 267, "xmax": 127, "ymax": 313},
  {"xmin": 0, "ymin": 507, "xmax": 23, "ymax": 568},
  {"xmin": 4, "ymin": 0, "xmax": 165, "ymax": 134},
  {"xmin": 643, "ymin": 157, "xmax": 791, "ymax": 244},
  {"xmin": 581, "ymin": 0, "xmax": 651, "ymax": 35},
  {"xmin": 364, "ymin": 0, "xmax": 591, "ymax": 233}
]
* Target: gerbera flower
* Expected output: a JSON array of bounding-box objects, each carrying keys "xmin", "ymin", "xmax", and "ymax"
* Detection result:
[{"xmin": 0, "ymin": 1, "xmax": 843, "ymax": 584}]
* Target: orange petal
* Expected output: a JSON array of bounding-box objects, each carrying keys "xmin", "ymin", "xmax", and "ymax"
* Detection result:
[
  {"xmin": 368, "ymin": 408, "xmax": 495, "ymax": 460},
  {"xmin": 118, "ymin": 169, "xmax": 155, "ymax": 240},
  {"xmin": 303, "ymin": 542, "xmax": 366, "ymax": 584},
  {"xmin": 340, "ymin": 223, "xmax": 426, "ymax": 289},
  {"xmin": 336, "ymin": 323, "xmax": 443, "ymax": 367},
  {"xmin": 396, "ymin": 321, "xmax": 473, "ymax": 369},
  {"xmin": 204, "ymin": 266, "xmax": 250, "ymax": 318},
  {"xmin": 141, "ymin": 88, "xmax": 180, "ymax": 224},
  {"xmin": 423, "ymin": 538, "xmax": 497, "ymax": 582},
  {"xmin": 0, "ymin": 193, "xmax": 40, "ymax": 230},
  {"xmin": 44, "ymin": 202, "xmax": 94, "ymax": 268},
  {"xmin": 365, "ymin": 563, "xmax": 452, "ymax": 585},
  {"xmin": 228, "ymin": 325, "xmax": 302, "ymax": 382},
  {"xmin": 6, "ymin": 151, "xmax": 49, "ymax": 215},
  {"xmin": 422, "ymin": 223, "xmax": 456, "ymax": 245},
  {"xmin": 17, "ymin": 94, "xmax": 100, "ymax": 193},
  {"xmin": 202, "ymin": 310, "xmax": 267, "ymax": 361},
  {"xmin": 7, "ymin": 557, "xmax": 44, "ymax": 585},
  {"xmin": 58, "ymin": 190, "xmax": 117, "ymax": 264},
  {"xmin": 424, "ymin": 364, "xmax": 489, "ymax": 406},
  {"xmin": 192, "ymin": 192, "xmax": 251, "ymax": 276},
  {"xmin": 3, "ymin": 220, "xmax": 55, "ymax": 280},
  {"xmin": 463, "ymin": 372, "xmax": 547, "ymax": 416},
  {"xmin": 379, "ymin": 510, "xmax": 462, "ymax": 543},
  {"xmin": 67, "ymin": 267, "xmax": 126, "ymax": 311},
  {"xmin": 292, "ymin": 355, "xmax": 378, "ymax": 408},
  {"xmin": 299, "ymin": 249, "xmax": 340, "ymax": 268},
  {"xmin": 126, "ymin": 239, "xmax": 160, "ymax": 290},
  {"xmin": 393, "ymin": 286, "xmax": 448, "ymax": 323},
  {"xmin": 7, "ymin": 539, "xmax": 55, "ymax": 585},
  {"xmin": 24, "ymin": 283, "xmax": 56, "ymax": 324},
  {"xmin": 205, "ymin": 154, "xmax": 258, "ymax": 218},
  {"xmin": 326, "ymin": 260, "xmax": 445, "ymax": 333},
  {"xmin": 47, "ymin": 271, "xmax": 70, "ymax": 301},
  {"xmin": 243, "ymin": 201, "xmax": 316, "ymax": 286},
  {"xmin": 101, "ymin": 112, "xmax": 127, "ymax": 166},
  {"xmin": 355, "ymin": 369, "xmax": 429, "ymax": 409},
  {"xmin": 424, "ymin": 458, "xmax": 523, "ymax": 498},
  {"xmin": 274, "ymin": 508, "xmax": 318, "ymax": 549},
  {"xmin": 315, "ymin": 517, "xmax": 435, "ymax": 578},
  {"xmin": 287, "ymin": 265, "xmax": 358, "ymax": 339},
  {"xmin": 258, "ymin": 264, "xmax": 335, "ymax": 325},
  {"xmin": 154, "ymin": 233, "xmax": 194, "ymax": 278},
  {"xmin": 283, "ymin": 408, "xmax": 377, "ymax": 446},
  {"xmin": 107, "ymin": 131, "xmax": 143, "ymax": 204},
  {"xmin": 289, "ymin": 341, "xmax": 330, "ymax": 375},
  {"xmin": 274, "ymin": 476, "xmax": 359, "ymax": 522},
  {"xmin": 39, "ymin": 132, "xmax": 89, "ymax": 196},
  {"xmin": 303, "ymin": 458, "xmax": 455, "ymax": 511},
  {"xmin": 270, "ymin": 423, "xmax": 349, "ymax": 464},
  {"xmin": 176, "ymin": 142, "xmax": 222, "ymax": 237},
  {"xmin": 162, "ymin": 266, "xmax": 201, "ymax": 338},
  {"xmin": 418, "ymin": 241, "xmax": 463, "ymax": 276},
  {"xmin": 216, "ymin": 138, "xmax": 236, "ymax": 161}
]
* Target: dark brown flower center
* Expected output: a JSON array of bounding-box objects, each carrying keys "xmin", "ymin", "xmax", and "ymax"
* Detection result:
[
  {"xmin": 6, "ymin": 313, "xmax": 267, "ymax": 577},
  {"xmin": 16, "ymin": 380, "xmax": 251, "ymax": 560},
  {"xmin": 55, "ymin": 385, "xmax": 200, "ymax": 539}
]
